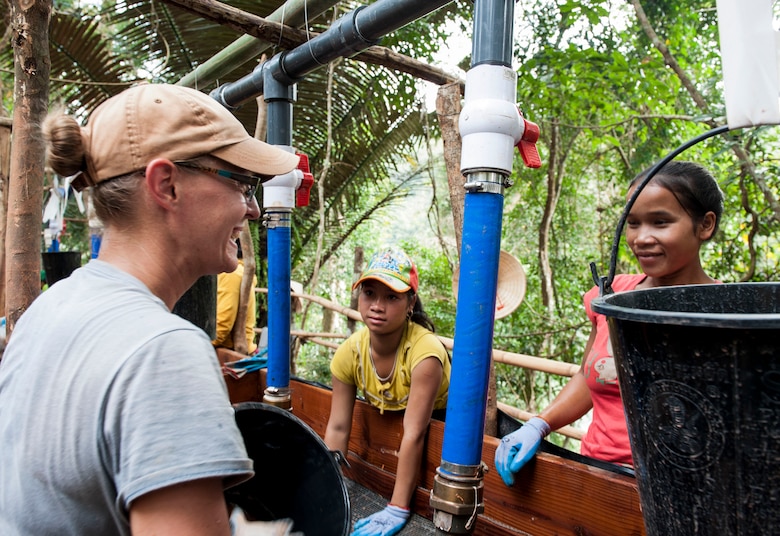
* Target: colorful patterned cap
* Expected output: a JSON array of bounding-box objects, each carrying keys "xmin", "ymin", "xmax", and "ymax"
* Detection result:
[{"xmin": 353, "ymin": 247, "xmax": 419, "ymax": 293}]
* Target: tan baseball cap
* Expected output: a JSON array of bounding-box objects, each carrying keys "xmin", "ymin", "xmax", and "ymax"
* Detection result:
[{"xmin": 76, "ymin": 83, "xmax": 299, "ymax": 190}]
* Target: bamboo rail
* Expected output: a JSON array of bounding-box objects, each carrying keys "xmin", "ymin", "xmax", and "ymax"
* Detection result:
[
  {"xmin": 257, "ymin": 287, "xmax": 586, "ymax": 440},
  {"xmin": 261, "ymin": 288, "xmax": 581, "ymax": 377}
]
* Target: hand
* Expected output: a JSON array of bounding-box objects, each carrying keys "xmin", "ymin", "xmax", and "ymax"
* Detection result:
[
  {"xmin": 494, "ymin": 416, "xmax": 551, "ymax": 486},
  {"xmin": 351, "ymin": 504, "xmax": 410, "ymax": 536}
]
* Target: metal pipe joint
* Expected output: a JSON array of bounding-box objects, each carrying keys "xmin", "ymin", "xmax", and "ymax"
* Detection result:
[
  {"xmin": 430, "ymin": 462, "xmax": 485, "ymax": 534},
  {"xmin": 263, "ymin": 386, "xmax": 292, "ymax": 409}
]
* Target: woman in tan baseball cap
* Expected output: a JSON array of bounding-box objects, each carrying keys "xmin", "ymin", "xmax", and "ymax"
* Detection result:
[{"xmin": 0, "ymin": 83, "xmax": 299, "ymax": 535}]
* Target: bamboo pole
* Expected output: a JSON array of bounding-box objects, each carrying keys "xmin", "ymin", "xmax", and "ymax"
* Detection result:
[
  {"xmin": 165, "ymin": 0, "xmax": 464, "ymax": 90},
  {"xmin": 258, "ymin": 288, "xmax": 580, "ymax": 378},
  {"xmin": 497, "ymin": 402, "xmax": 583, "ymax": 441}
]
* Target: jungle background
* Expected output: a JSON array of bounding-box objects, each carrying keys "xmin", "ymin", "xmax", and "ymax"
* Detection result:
[{"xmin": 2, "ymin": 0, "xmax": 779, "ymax": 452}]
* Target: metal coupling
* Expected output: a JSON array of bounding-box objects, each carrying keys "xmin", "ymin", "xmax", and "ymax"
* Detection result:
[
  {"xmin": 429, "ymin": 463, "xmax": 485, "ymax": 534},
  {"xmin": 463, "ymin": 171, "xmax": 512, "ymax": 195},
  {"xmin": 262, "ymin": 210, "xmax": 292, "ymax": 229}
]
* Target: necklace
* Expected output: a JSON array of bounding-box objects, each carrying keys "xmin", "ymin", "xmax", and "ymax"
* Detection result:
[{"xmin": 369, "ymin": 346, "xmax": 397, "ymax": 383}]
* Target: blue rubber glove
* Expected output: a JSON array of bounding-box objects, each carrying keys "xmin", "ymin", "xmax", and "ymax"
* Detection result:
[
  {"xmin": 494, "ymin": 416, "xmax": 551, "ymax": 486},
  {"xmin": 351, "ymin": 504, "xmax": 410, "ymax": 536}
]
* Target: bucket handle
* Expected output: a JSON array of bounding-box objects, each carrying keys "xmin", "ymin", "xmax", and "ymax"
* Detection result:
[{"xmin": 590, "ymin": 124, "xmax": 731, "ymax": 297}]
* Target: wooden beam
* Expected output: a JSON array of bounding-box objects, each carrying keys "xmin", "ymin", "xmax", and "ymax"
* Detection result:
[{"xmin": 161, "ymin": 0, "xmax": 465, "ymax": 89}]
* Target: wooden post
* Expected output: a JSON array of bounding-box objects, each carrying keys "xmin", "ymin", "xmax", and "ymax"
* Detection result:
[
  {"xmin": 0, "ymin": 120, "xmax": 11, "ymax": 319},
  {"xmin": 347, "ymin": 246, "xmax": 363, "ymax": 333}
]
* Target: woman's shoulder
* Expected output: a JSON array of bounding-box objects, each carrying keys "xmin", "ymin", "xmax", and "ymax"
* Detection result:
[
  {"xmin": 583, "ymin": 273, "xmax": 646, "ymax": 309},
  {"xmin": 611, "ymin": 273, "xmax": 646, "ymax": 291},
  {"xmin": 405, "ymin": 321, "xmax": 437, "ymax": 342}
]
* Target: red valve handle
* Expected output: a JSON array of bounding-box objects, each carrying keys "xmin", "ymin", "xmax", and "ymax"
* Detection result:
[
  {"xmin": 515, "ymin": 111, "xmax": 542, "ymax": 169},
  {"xmin": 295, "ymin": 153, "xmax": 314, "ymax": 207}
]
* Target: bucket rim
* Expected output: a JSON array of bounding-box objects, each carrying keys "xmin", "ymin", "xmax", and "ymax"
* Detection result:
[{"xmin": 591, "ymin": 282, "xmax": 780, "ymax": 328}]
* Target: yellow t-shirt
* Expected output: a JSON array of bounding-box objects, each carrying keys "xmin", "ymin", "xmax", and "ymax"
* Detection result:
[
  {"xmin": 212, "ymin": 261, "xmax": 257, "ymax": 353},
  {"xmin": 330, "ymin": 321, "xmax": 450, "ymax": 413}
]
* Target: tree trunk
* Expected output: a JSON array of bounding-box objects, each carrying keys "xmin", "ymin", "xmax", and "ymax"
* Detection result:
[
  {"xmin": 0, "ymin": 120, "xmax": 11, "ymax": 319},
  {"xmin": 436, "ymin": 82, "xmax": 465, "ymax": 254},
  {"xmin": 435, "ymin": 80, "xmax": 499, "ymax": 436},
  {"xmin": 6, "ymin": 0, "xmax": 51, "ymax": 335},
  {"xmin": 630, "ymin": 0, "xmax": 780, "ymax": 222}
]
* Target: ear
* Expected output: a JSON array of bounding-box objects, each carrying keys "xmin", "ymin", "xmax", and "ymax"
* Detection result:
[
  {"xmin": 697, "ymin": 211, "xmax": 717, "ymax": 241},
  {"xmin": 144, "ymin": 159, "xmax": 178, "ymax": 209}
]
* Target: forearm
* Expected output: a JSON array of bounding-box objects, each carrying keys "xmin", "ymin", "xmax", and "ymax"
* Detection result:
[
  {"xmin": 538, "ymin": 372, "xmax": 593, "ymax": 431},
  {"xmin": 390, "ymin": 431, "xmax": 425, "ymax": 508},
  {"xmin": 325, "ymin": 378, "xmax": 356, "ymax": 455},
  {"xmin": 324, "ymin": 426, "xmax": 350, "ymax": 455}
]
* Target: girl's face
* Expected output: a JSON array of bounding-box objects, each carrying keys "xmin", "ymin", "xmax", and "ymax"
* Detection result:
[
  {"xmin": 358, "ymin": 279, "xmax": 413, "ymax": 337},
  {"xmin": 625, "ymin": 183, "xmax": 715, "ymax": 286}
]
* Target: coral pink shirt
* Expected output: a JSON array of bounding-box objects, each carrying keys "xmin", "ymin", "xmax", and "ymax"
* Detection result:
[{"xmin": 580, "ymin": 273, "xmax": 646, "ymax": 465}]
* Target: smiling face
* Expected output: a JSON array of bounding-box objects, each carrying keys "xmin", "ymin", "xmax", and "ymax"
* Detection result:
[
  {"xmin": 176, "ymin": 156, "xmax": 261, "ymax": 276},
  {"xmin": 357, "ymin": 279, "xmax": 414, "ymax": 338},
  {"xmin": 625, "ymin": 183, "xmax": 716, "ymax": 287}
]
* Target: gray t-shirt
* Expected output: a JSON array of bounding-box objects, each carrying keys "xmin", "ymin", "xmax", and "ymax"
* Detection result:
[{"xmin": 0, "ymin": 260, "xmax": 253, "ymax": 535}]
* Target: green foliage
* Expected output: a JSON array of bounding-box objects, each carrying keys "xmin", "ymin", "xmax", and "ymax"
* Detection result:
[{"xmin": 5, "ymin": 0, "xmax": 780, "ymax": 456}]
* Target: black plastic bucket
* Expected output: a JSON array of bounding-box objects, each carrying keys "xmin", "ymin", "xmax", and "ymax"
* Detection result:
[
  {"xmin": 225, "ymin": 402, "xmax": 351, "ymax": 535},
  {"xmin": 592, "ymin": 282, "xmax": 780, "ymax": 535},
  {"xmin": 41, "ymin": 251, "xmax": 81, "ymax": 286}
]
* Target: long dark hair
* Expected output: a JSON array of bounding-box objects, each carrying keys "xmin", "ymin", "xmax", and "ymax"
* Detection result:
[
  {"xmin": 408, "ymin": 292, "xmax": 435, "ymax": 332},
  {"xmin": 630, "ymin": 161, "xmax": 724, "ymax": 240}
]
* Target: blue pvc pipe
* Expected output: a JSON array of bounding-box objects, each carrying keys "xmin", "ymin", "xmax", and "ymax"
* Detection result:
[
  {"xmin": 266, "ymin": 219, "xmax": 292, "ymax": 389},
  {"xmin": 441, "ymin": 191, "xmax": 504, "ymax": 466}
]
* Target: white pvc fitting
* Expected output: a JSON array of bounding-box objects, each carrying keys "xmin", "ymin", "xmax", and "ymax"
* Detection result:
[
  {"xmin": 263, "ymin": 169, "xmax": 303, "ymax": 209},
  {"xmin": 262, "ymin": 145, "xmax": 302, "ymax": 209},
  {"xmin": 459, "ymin": 64, "xmax": 524, "ymax": 175}
]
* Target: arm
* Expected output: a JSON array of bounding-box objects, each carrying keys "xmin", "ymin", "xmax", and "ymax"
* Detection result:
[
  {"xmin": 495, "ymin": 326, "xmax": 597, "ymax": 486},
  {"xmin": 537, "ymin": 325, "xmax": 598, "ymax": 429},
  {"xmin": 324, "ymin": 376, "xmax": 357, "ymax": 456},
  {"xmin": 130, "ymin": 477, "xmax": 230, "ymax": 536},
  {"xmin": 213, "ymin": 272, "xmax": 240, "ymax": 348},
  {"xmin": 392, "ymin": 356, "xmax": 443, "ymax": 508}
]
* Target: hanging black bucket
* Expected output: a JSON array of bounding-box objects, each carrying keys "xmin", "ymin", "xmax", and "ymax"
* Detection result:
[
  {"xmin": 41, "ymin": 251, "xmax": 81, "ymax": 287},
  {"xmin": 225, "ymin": 402, "xmax": 351, "ymax": 535},
  {"xmin": 592, "ymin": 283, "xmax": 780, "ymax": 535}
]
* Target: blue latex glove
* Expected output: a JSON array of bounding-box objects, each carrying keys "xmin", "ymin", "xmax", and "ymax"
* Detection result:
[
  {"xmin": 351, "ymin": 504, "xmax": 410, "ymax": 536},
  {"xmin": 494, "ymin": 416, "xmax": 551, "ymax": 486}
]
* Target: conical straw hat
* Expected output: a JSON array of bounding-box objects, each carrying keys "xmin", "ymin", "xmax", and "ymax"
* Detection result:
[{"xmin": 451, "ymin": 250, "xmax": 527, "ymax": 320}]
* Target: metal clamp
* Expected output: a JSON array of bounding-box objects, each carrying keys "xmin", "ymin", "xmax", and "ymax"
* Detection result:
[{"xmin": 262, "ymin": 211, "xmax": 292, "ymax": 229}]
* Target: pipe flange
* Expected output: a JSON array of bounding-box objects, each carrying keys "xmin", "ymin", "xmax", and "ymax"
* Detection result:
[
  {"xmin": 263, "ymin": 387, "xmax": 292, "ymax": 409},
  {"xmin": 429, "ymin": 469, "xmax": 485, "ymax": 534}
]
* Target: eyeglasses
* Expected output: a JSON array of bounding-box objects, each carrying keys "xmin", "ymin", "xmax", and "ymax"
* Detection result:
[{"xmin": 175, "ymin": 161, "xmax": 270, "ymax": 203}]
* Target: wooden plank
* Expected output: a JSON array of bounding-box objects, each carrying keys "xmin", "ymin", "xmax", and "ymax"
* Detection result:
[{"xmin": 225, "ymin": 371, "xmax": 645, "ymax": 536}]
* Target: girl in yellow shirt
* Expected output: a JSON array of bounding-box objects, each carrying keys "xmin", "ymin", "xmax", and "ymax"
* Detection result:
[{"xmin": 326, "ymin": 247, "xmax": 450, "ymax": 536}]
